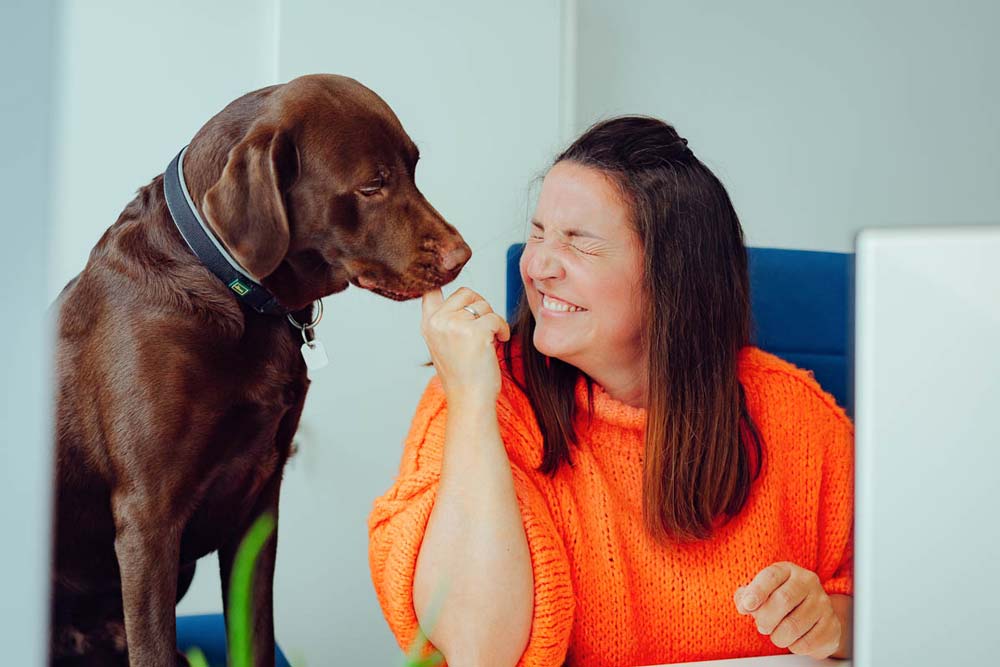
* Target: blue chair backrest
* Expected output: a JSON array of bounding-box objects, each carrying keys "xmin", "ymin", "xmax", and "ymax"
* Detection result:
[
  {"xmin": 176, "ymin": 614, "xmax": 292, "ymax": 667},
  {"xmin": 506, "ymin": 244, "xmax": 854, "ymax": 415}
]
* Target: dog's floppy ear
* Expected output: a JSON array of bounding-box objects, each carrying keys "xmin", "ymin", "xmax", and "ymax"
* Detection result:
[{"xmin": 203, "ymin": 125, "xmax": 299, "ymax": 281}]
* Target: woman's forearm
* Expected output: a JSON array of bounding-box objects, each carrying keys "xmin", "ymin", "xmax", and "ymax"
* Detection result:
[{"xmin": 413, "ymin": 395, "xmax": 534, "ymax": 667}]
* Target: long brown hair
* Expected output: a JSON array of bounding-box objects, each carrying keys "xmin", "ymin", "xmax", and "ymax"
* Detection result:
[{"xmin": 504, "ymin": 116, "xmax": 763, "ymax": 542}]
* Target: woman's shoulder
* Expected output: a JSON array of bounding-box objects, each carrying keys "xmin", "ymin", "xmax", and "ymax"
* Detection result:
[
  {"xmin": 738, "ymin": 347, "xmax": 853, "ymax": 484},
  {"xmin": 737, "ymin": 346, "xmax": 853, "ymax": 436}
]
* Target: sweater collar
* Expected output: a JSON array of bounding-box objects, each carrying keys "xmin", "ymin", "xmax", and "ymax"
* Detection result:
[
  {"xmin": 571, "ymin": 347, "xmax": 768, "ymax": 432},
  {"xmin": 575, "ymin": 376, "xmax": 647, "ymax": 431}
]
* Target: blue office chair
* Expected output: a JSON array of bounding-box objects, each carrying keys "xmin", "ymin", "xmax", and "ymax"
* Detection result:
[
  {"xmin": 177, "ymin": 614, "xmax": 292, "ymax": 667},
  {"xmin": 506, "ymin": 244, "xmax": 854, "ymax": 416}
]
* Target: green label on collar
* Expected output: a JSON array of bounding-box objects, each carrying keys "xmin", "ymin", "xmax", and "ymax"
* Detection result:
[{"xmin": 228, "ymin": 279, "xmax": 251, "ymax": 296}]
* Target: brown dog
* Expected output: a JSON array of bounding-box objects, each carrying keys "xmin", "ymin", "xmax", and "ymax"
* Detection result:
[{"xmin": 50, "ymin": 74, "xmax": 470, "ymax": 666}]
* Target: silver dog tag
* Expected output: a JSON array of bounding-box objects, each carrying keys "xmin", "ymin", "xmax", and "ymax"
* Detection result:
[{"xmin": 301, "ymin": 339, "xmax": 329, "ymax": 375}]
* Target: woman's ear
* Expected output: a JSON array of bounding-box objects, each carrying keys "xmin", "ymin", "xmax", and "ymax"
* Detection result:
[{"xmin": 203, "ymin": 125, "xmax": 299, "ymax": 281}]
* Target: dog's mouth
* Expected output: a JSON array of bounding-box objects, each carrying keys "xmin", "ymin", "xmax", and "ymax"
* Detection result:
[
  {"xmin": 352, "ymin": 275, "xmax": 426, "ymax": 301},
  {"xmin": 348, "ymin": 253, "xmax": 466, "ymax": 302}
]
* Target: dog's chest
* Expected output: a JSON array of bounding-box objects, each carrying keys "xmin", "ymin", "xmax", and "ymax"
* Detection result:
[
  {"xmin": 179, "ymin": 395, "xmax": 305, "ymax": 560},
  {"xmin": 180, "ymin": 326, "xmax": 309, "ymax": 558},
  {"xmin": 181, "ymin": 451, "xmax": 283, "ymax": 557}
]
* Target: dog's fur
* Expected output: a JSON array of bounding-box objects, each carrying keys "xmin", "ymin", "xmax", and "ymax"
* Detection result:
[{"xmin": 50, "ymin": 74, "xmax": 470, "ymax": 666}]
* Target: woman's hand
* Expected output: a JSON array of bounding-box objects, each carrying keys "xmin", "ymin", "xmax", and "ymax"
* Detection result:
[
  {"xmin": 421, "ymin": 287, "xmax": 510, "ymax": 405},
  {"xmin": 734, "ymin": 561, "xmax": 848, "ymax": 659}
]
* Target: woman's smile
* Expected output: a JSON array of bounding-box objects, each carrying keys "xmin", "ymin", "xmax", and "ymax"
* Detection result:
[{"xmin": 540, "ymin": 292, "xmax": 587, "ymax": 314}]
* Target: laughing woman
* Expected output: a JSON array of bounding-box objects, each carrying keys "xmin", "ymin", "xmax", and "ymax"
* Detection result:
[{"xmin": 368, "ymin": 117, "xmax": 853, "ymax": 667}]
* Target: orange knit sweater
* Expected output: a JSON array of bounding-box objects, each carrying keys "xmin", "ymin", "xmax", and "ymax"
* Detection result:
[{"xmin": 368, "ymin": 346, "xmax": 854, "ymax": 666}]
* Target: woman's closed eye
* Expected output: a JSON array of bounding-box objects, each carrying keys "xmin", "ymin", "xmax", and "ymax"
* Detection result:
[
  {"xmin": 528, "ymin": 221, "xmax": 605, "ymax": 255},
  {"xmin": 564, "ymin": 239, "xmax": 602, "ymax": 255},
  {"xmin": 527, "ymin": 233, "xmax": 601, "ymax": 256}
]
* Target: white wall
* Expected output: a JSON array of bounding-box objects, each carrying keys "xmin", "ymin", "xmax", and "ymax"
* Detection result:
[
  {"xmin": 50, "ymin": 0, "xmax": 277, "ymax": 293},
  {"xmin": 575, "ymin": 0, "xmax": 1000, "ymax": 251},
  {"xmin": 0, "ymin": 1, "xmax": 58, "ymax": 662},
  {"xmin": 50, "ymin": 1, "xmax": 563, "ymax": 665}
]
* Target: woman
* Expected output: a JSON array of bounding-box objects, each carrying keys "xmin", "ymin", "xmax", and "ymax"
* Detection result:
[{"xmin": 368, "ymin": 117, "xmax": 853, "ymax": 666}]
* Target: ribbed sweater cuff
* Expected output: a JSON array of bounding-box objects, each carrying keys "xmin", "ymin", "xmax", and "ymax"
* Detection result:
[{"xmin": 822, "ymin": 575, "xmax": 853, "ymax": 597}]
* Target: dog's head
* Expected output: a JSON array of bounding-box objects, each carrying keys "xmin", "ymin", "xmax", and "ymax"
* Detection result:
[{"xmin": 183, "ymin": 74, "xmax": 470, "ymax": 311}]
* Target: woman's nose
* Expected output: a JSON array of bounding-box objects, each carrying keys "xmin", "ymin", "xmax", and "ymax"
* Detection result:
[{"xmin": 524, "ymin": 244, "xmax": 565, "ymax": 282}]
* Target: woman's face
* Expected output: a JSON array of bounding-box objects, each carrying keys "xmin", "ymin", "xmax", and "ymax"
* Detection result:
[{"xmin": 520, "ymin": 161, "xmax": 646, "ymax": 375}]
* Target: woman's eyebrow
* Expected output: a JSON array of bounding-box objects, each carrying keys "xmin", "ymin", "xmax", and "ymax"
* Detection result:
[{"xmin": 531, "ymin": 219, "xmax": 606, "ymax": 240}]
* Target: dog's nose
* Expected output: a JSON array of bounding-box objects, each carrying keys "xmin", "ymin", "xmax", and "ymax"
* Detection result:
[{"xmin": 440, "ymin": 241, "xmax": 472, "ymax": 272}]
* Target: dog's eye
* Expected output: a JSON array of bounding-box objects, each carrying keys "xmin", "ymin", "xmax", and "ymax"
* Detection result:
[{"xmin": 358, "ymin": 175, "xmax": 384, "ymax": 196}]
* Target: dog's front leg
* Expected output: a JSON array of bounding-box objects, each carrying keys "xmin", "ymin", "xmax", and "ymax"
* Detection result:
[
  {"xmin": 112, "ymin": 491, "xmax": 183, "ymax": 667},
  {"xmin": 219, "ymin": 471, "xmax": 281, "ymax": 667}
]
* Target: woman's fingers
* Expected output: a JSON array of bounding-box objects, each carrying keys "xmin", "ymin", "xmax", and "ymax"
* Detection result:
[
  {"xmin": 497, "ymin": 316, "xmax": 511, "ymax": 342},
  {"xmin": 491, "ymin": 311, "xmax": 512, "ymax": 342},
  {"xmin": 768, "ymin": 594, "xmax": 822, "ymax": 648},
  {"xmin": 737, "ymin": 562, "xmax": 793, "ymax": 614},
  {"xmin": 443, "ymin": 286, "xmax": 485, "ymax": 312},
  {"xmin": 788, "ymin": 612, "xmax": 841, "ymax": 659},
  {"xmin": 421, "ymin": 288, "xmax": 445, "ymax": 325},
  {"xmin": 456, "ymin": 295, "xmax": 507, "ymax": 343},
  {"xmin": 735, "ymin": 561, "xmax": 839, "ymax": 659},
  {"xmin": 419, "ymin": 286, "xmax": 508, "ymax": 401},
  {"xmin": 752, "ymin": 578, "xmax": 810, "ymax": 635},
  {"xmin": 475, "ymin": 311, "xmax": 511, "ymax": 343},
  {"xmin": 425, "ymin": 288, "xmax": 503, "ymax": 335},
  {"xmin": 425, "ymin": 288, "xmax": 490, "ymax": 325},
  {"xmin": 461, "ymin": 298, "xmax": 494, "ymax": 320}
]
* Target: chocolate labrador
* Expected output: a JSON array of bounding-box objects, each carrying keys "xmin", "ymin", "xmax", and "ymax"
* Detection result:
[{"xmin": 50, "ymin": 73, "xmax": 470, "ymax": 666}]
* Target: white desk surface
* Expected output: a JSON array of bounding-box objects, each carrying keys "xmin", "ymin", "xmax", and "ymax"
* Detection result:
[{"xmin": 644, "ymin": 656, "xmax": 849, "ymax": 667}]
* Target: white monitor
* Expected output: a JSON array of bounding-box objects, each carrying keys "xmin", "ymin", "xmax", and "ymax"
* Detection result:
[{"xmin": 853, "ymin": 225, "xmax": 1000, "ymax": 665}]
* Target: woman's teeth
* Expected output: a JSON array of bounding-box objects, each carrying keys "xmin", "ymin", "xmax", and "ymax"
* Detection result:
[{"xmin": 542, "ymin": 294, "xmax": 585, "ymax": 313}]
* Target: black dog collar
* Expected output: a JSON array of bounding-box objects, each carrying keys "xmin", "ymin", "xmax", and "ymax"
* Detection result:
[{"xmin": 163, "ymin": 146, "xmax": 288, "ymax": 316}]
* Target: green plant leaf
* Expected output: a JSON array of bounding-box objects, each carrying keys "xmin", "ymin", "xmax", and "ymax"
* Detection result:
[
  {"xmin": 405, "ymin": 654, "xmax": 445, "ymax": 667},
  {"xmin": 402, "ymin": 618, "xmax": 444, "ymax": 667},
  {"xmin": 401, "ymin": 576, "xmax": 449, "ymax": 667},
  {"xmin": 185, "ymin": 646, "xmax": 210, "ymax": 667},
  {"xmin": 227, "ymin": 512, "xmax": 277, "ymax": 667}
]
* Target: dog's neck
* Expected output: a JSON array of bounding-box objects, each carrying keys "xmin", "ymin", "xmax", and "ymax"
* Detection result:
[
  {"xmin": 171, "ymin": 141, "xmax": 351, "ymax": 314},
  {"xmin": 164, "ymin": 146, "xmax": 289, "ymax": 317}
]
